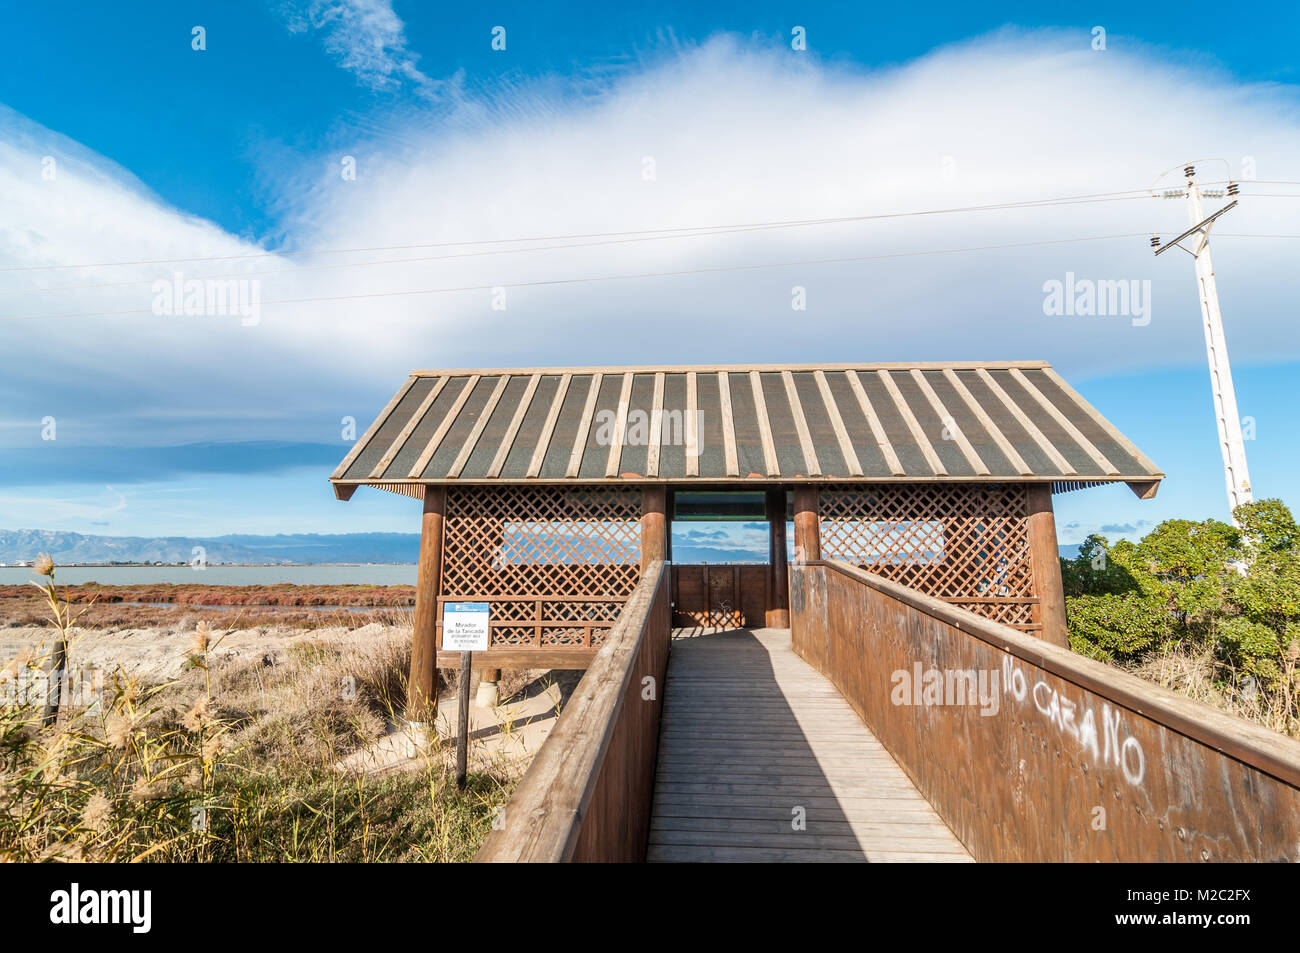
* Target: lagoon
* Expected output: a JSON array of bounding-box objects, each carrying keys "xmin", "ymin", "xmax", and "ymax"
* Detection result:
[{"xmin": 0, "ymin": 565, "xmax": 418, "ymax": 586}]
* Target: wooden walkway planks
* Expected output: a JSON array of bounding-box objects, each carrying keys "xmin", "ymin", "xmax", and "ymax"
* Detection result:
[{"xmin": 647, "ymin": 628, "xmax": 972, "ymax": 863}]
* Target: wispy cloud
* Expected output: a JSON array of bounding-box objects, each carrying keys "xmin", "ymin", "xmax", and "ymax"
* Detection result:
[
  {"xmin": 2, "ymin": 30, "xmax": 1299, "ymax": 471},
  {"xmin": 276, "ymin": 0, "xmax": 441, "ymax": 96},
  {"xmin": 0, "ymin": 485, "xmax": 127, "ymax": 524}
]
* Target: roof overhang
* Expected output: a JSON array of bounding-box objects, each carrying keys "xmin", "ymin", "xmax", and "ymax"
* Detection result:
[{"xmin": 331, "ymin": 361, "xmax": 1164, "ymax": 500}]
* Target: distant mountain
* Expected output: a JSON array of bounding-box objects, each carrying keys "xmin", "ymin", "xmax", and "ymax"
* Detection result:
[
  {"xmin": 0, "ymin": 529, "xmax": 420, "ymax": 565},
  {"xmin": 0, "ymin": 529, "xmax": 1090, "ymax": 568}
]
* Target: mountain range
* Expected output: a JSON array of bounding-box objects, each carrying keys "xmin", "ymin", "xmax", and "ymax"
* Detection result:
[
  {"xmin": 0, "ymin": 528, "xmax": 1085, "ymax": 567},
  {"xmin": 0, "ymin": 529, "xmax": 421, "ymax": 565}
]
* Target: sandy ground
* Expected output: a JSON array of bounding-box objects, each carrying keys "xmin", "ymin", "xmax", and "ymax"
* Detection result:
[
  {"xmin": 0, "ymin": 621, "xmax": 395, "ymax": 682},
  {"xmin": 339, "ymin": 672, "xmax": 579, "ymax": 777},
  {"xmin": 1, "ymin": 621, "xmax": 576, "ymax": 778}
]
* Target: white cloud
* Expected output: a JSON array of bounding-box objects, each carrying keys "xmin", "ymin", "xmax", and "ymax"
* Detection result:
[
  {"xmin": 2, "ymin": 30, "xmax": 1299, "ymax": 451},
  {"xmin": 277, "ymin": 0, "xmax": 440, "ymax": 96},
  {"xmin": 279, "ymin": 30, "xmax": 1300, "ymax": 379},
  {"xmin": 0, "ymin": 485, "xmax": 126, "ymax": 525}
]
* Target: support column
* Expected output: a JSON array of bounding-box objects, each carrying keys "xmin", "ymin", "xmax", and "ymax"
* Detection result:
[
  {"xmin": 641, "ymin": 485, "xmax": 668, "ymax": 572},
  {"xmin": 476, "ymin": 667, "xmax": 501, "ymax": 708},
  {"xmin": 792, "ymin": 486, "xmax": 821, "ymax": 564},
  {"xmin": 1026, "ymin": 484, "xmax": 1069, "ymax": 648},
  {"xmin": 408, "ymin": 485, "xmax": 447, "ymax": 724},
  {"xmin": 766, "ymin": 489, "xmax": 789, "ymax": 628}
]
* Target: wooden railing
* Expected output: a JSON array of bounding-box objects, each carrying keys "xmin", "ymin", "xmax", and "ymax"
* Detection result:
[
  {"xmin": 474, "ymin": 561, "xmax": 672, "ymax": 862},
  {"xmin": 790, "ymin": 559, "xmax": 1300, "ymax": 862},
  {"xmin": 433, "ymin": 595, "xmax": 629, "ymax": 669}
]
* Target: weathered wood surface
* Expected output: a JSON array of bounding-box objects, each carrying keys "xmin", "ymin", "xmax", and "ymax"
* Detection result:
[
  {"xmin": 1026, "ymin": 484, "xmax": 1069, "ymax": 646},
  {"xmin": 474, "ymin": 562, "xmax": 671, "ymax": 863},
  {"xmin": 789, "ymin": 560, "xmax": 1300, "ymax": 862},
  {"xmin": 671, "ymin": 564, "xmax": 769, "ymax": 628},
  {"xmin": 406, "ymin": 485, "xmax": 446, "ymax": 723},
  {"xmin": 334, "ymin": 361, "xmax": 1166, "ymax": 495},
  {"xmin": 647, "ymin": 628, "xmax": 971, "ymax": 863},
  {"xmin": 435, "ymin": 648, "xmax": 596, "ymax": 670}
]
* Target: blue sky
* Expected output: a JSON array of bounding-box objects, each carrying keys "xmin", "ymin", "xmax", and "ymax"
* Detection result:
[{"xmin": 1, "ymin": 2, "xmax": 1298, "ymax": 557}]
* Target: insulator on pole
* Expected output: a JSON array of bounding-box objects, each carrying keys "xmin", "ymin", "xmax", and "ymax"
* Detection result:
[
  {"xmin": 1184, "ymin": 164, "xmax": 1196, "ymax": 178},
  {"xmin": 1150, "ymin": 235, "xmax": 1161, "ymax": 248},
  {"xmin": 1227, "ymin": 181, "xmax": 1239, "ymax": 196}
]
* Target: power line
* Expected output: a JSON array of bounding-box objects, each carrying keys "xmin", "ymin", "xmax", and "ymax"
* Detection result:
[
  {"xmin": 0, "ymin": 195, "xmax": 1161, "ymax": 298},
  {"xmin": 1191, "ymin": 179, "xmax": 1300, "ymax": 187},
  {"xmin": 6, "ymin": 219, "xmax": 1294, "ymax": 301},
  {"xmin": 0, "ymin": 232, "xmax": 1149, "ymax": 322},
  {"xmin": 0, "ymin": 188, "xmax": 1155, "ymax": 276}
]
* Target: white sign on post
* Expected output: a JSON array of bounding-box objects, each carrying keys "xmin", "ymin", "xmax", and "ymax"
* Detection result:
[{"xmin": 443, "ymin": 602, "xmax": 490, "ymax": 652}]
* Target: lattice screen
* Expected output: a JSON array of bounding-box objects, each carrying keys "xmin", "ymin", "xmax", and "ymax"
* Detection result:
[
  {"xmin": 819, "ymin": 484, "xmax": 1038, "ymax": 629},
  {"xmin": 441, "ymin": 486, "xmax": 642, "ymax": 648}
]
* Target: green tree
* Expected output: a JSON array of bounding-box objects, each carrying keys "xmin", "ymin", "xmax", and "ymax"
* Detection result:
[{"xmin": 1063, "ymin": 499, "xmax": 1300, "ymax": 702}]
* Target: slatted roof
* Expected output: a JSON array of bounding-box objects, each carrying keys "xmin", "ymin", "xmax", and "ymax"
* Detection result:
[{"xmin": 330, "ymin": 362, "xmax": 1163, "ymax": 499}]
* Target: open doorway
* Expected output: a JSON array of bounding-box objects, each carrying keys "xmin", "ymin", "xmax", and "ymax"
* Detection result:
[{"xmin": 667, "ymin": 490, "xmax": 793, "ymax": 628}]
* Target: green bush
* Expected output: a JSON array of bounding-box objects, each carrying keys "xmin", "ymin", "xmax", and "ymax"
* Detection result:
[
  {"xmin": 1214, "ymin": 616, "xmax": 1282, "ymax": 684},
  {"xmin": 1066, "ymin": 593, "xmax": 1171, "ymax": 662},
  {"xmin": 1063, "ymin": 498, "xmax": 1300, "ymax": 718}
]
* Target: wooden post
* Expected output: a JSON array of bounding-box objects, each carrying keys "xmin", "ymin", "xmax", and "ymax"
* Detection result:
[
  {"xmin": 456, "ymin": 651, "xmax": 472, "ymax": 788},
  {"xmin": 641, "ymin": 486, "xmax": 668, "ymax": 573},
  {"xmin": 1026, "ymin": 484, "xmax": 1069, "ymax": 648},
  {"xmin": 408, "ymin": 485, "xmax": 447, "ymax": 725},
  {"xmin": 665, "ymin": 489, "xmax": 674, "ymax": 561},
  {"xmin": 792, "ymin": 486, "xmax": 821, "ymax": 564},
  {"xmin": 40, "ymin": 637, "xmax": 67, "ymax": 729},
  {"xmin": 766, "ymin": 489, "xmax": 789, "ymax": 628}
]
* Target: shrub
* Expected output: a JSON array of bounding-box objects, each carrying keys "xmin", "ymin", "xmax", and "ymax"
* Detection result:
[
  {"xmin": 1066, "ymin": 592, "xmax": 1171, "ymax": 662},
  {"xmin": 1063, "ymin": 499, "xmax": 1300, "ymax": 736}
]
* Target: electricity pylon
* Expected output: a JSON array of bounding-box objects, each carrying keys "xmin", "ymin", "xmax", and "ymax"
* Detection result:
[{"xmin": 1153, "ymin": 164, "xmax": 1252, "ymax": 523}]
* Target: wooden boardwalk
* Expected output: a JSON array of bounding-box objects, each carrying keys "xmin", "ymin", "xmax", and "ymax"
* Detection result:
[{"xmin": 647, "ymin": 628, "xmax": 972, "ymax": 863}]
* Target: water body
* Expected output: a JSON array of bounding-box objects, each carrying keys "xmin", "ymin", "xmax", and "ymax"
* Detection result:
[{"xmin": 0, "ymin": 565, "xmax": 417, "ymax": 587}]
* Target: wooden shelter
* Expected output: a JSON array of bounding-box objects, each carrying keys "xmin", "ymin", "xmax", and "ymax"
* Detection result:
[{"xmin": 331, "ymin": 361, "xmax": 1163, "ymax": 720}]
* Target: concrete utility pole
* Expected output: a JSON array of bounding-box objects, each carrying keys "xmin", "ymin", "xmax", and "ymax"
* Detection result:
[{"xmin": 1154, "ymin": 164, "xmax": 1253, "ymax": 522}]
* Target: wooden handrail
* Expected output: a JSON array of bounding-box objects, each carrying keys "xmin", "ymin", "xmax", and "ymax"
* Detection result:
[
  {"xmin": 790, "ymin": 559, "xmax": 1300, "ymax": 861},
  {"xmin": 474, "ymin": 561, "xmax": 671, "ymax": 863},
  {"xmin": 812, "ymin": 559, "xmax": 1300, "ymax": 787}
]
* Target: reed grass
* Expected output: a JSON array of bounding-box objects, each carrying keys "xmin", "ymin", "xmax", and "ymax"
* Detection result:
[{"xmin": 0, "ymin": 558, "xmax": 515, "ymax": 862}]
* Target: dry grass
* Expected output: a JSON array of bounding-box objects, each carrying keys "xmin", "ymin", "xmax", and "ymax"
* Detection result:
[
  {"xmin": 1127, "ymin": 640, "xmax": 1300, "ymax": 739},
  {"xmin": 0, "ymin": 565, "xmax": 515, "ymax": 862}
]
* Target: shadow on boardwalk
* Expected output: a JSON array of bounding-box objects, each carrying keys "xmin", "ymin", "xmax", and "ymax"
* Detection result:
[{"xmin": 646, "ymin": 627, "xmax": 971, "ymax": 863}]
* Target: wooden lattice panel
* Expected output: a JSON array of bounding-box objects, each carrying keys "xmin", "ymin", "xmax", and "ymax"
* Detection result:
[
  {"xmin": 943, "ymin": 599, "xmax": 1036, "ymax": 628},
  {"xmin": 441, "ymin": 486, "xmax": 642, "ymax": 647},
  {"xmin": 819, "ymin": 484, "xmax": 1037, "ymax": 628}
]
